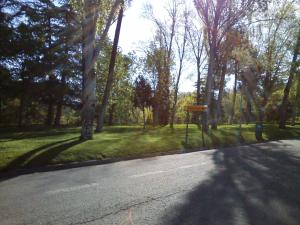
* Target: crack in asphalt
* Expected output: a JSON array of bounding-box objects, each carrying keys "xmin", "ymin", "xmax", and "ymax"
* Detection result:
[{"xmin": 72, "ymin": 187, "xmax": 193, "ymax": 225}]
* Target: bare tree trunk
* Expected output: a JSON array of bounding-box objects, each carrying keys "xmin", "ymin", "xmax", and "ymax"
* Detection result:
[
  {"xmin": 291, "ymin": 110, "xmax": 296, "ymax": 126},
  {"xmin": 108, "ymin": 103, "xmax": 116, "ymax": 125},
  {"xmin": 0, "ymin": 97, "xmax": 2, "ymax": 124},
  {"xmin": 170, "ymin": 23, "xmax": 187, "ymax": 129},
  {"xmin": 229, "ymin": 61, "xmax": 238, "ymax": 124},
  {"xmin": 203, "ymin": 45, "xmax": 216, "ymax": 132},
  {"xmin": 216, "ymin": 62, "xmax": 227, "ymax": 125},
  {"xmin": 291, "ymin": 70, "xmax": 300, "ymax": 126},
  {"xmin": 54, "ymin": 103, "xmax": 62, "ymax": 126},
  {"xmin": 81, "ymin": 0, "xmax": 98, "ymax": 139},
  {"xmin": 45, "ymin": 7, "xmax": 55, "ymax": 127},
  {"xmin": 210, "ymin": 54, "xmax": 219, "ymax": 130},
  {"xmin": 170, "ymin": 68, "xmax": 182, "ymax": 129},
  {"xmin": 196, "ymin": 58, "xmax": 201, "ymax": 105},
  {"xmin": 45, "ymin": 74, "xmax": 56, "ymax": 126},
  {"xmin": 54, "ymin": 73, "xmax": 66, "ymax": 126},
  {"xmin": 18, "ymin": 96, "xmax": 24, "ymax": 128},
  {"xmin": 153, "ymin": 105, "xmax": 159, "ymax": 126},
  {"xmin": 210, "ymin": 92, "xmax": 217, "ymax": 130},
  {"xmin": 45, "ymin": 101, "xmax": 54, "ymax": 126},
  {"xmin": 142, "ymin": 106, "xmax": 146, "ymax": 129},
  {"xmin": 187, "ymin": 26, "xmax": 205, "ymax": 128},
  {"xmin": 279, "ymin": 29, "xmax": 300, "ymax": 129},
  {"xmin": 95, "ymin": 5, "xmax": 123, "ymax": 133},
  {"xmin": 260, "ymin": 70, "xmax": 272, "ymax": 123}
]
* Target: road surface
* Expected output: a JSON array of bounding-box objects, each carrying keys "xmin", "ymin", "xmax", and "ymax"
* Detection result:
[{"xmin": 1, "ymin": 139, "xmax": 300, "ymax": 225}]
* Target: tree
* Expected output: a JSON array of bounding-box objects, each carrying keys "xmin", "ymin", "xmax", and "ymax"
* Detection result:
[
  {"xmin": 194, "ymin": 0, "xmax": 263, "ymax": 131},
  {"xmin": 249, "ymin": 0, "xmax": 299, "ymax": 123},
  {"xmin": 0, "ymin": 0, "xmax": 82, "ymax": 127},
  {"xmin": 216, "ymin": 29, "xmax": 246, "ymax": 124},
  {"xmin": 170, "ymin": 8, "xmax": 189, "ymax": 129},
  {"xmin": 187, "ymin": 17, "xmax": 206, "ymax": 108},
  {"xmin": 95, "ymin": 1, "xmax": 124, "ymax": 133},
  {"xmin": 229, "ymin": 59, "xmax": 238, "ymax": 124},
  {"xmin": 95, "ymin": 43, "xmax": 133, "ymax": 127},
  {"xmin": 133, "ymin": 76, "xmax": 152, "ymax": 129},
  {"xmin": 80, "ymin": 0, "xmax": 121, "ymax": 139},
  {"xmin": 145, "ymin": 1, "xmax": 182, "ymax": 126},
  {"xmin": 279, "ymin": 28, "xmax": 300, "ymax": 128},
  {"xmin": 145, "ymin": 45, "xmax": 171, "ymax": 125},
  {"xmin": 291, "ymin": 70, "xmax": 300, "ymax": 126}
]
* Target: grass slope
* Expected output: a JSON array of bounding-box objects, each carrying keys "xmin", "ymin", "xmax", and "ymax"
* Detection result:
[{"xmin": 0, "ymin": 124, "xmax": 299, "ymax": 171}]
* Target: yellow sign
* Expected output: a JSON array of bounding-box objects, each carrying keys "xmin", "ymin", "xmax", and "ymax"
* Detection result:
[{"xmin": 186, "ymin": 105, "xmax": 208, "ymax": 112}]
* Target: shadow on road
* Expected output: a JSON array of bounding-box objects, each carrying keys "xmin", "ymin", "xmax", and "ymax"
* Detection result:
[{"xmin": 162, "ymin": 140, "xmax": 300, "ymax": 225}]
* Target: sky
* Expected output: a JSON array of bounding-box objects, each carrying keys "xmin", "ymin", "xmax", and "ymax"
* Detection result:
[{"xmin": 109, "ymin": 0, "xmax": 198, "ymax": 93}]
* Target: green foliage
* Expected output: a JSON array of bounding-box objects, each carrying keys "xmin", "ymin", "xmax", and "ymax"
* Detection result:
[
  {"xmin": 95, "ymin": 40, "xmax": 135, "ymax": 125},
  {"xmin": 176, "ymin": 93, "xmax": 195, "ymax": 123},
  {"xmin": 0, "ymin": 0, "xmax": 82, "ymax": 127},
  {"xmin": 133, "ymin": 75, "xmax": 152, "ymax": 109}
]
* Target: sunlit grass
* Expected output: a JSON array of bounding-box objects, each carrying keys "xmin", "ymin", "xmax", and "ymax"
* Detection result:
[{"xmin": 0, "ymin": 124, "xmax": 299, "ymax": 171}]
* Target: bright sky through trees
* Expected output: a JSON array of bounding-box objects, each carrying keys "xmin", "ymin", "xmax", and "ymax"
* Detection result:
[{"xmin": 109, "ymin": 0, "xmax": 202, "ymax": 93}]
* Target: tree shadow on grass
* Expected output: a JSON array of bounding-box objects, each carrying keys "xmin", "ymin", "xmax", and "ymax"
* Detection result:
[
  {"xmin": 162, "ymin": 141, "xmax": 300, "ymax": 225},
  {"xmin": 24, "ymin": 138, "xmax": 85, "ymax": 168},
  {"xmin": 3, "ymin": 137, "xmax": 81, "ymax": 171},
  {"xmin": 0, "ymin": 128, "xmax": 79, "ymax": 141}
]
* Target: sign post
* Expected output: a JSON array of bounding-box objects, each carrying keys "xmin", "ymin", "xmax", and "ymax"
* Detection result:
[{"xmin": 185, "ymin": 105, "xmax": 208, "ymax": 147}]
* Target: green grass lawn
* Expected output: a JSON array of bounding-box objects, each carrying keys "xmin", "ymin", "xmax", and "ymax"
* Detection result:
[{"xmin": 0, "ymin": 124, "xmax": 299, "ymax": 171}]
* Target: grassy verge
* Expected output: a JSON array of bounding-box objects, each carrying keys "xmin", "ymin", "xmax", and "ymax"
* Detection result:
[{"xmin": 0, "ymin": 124, "xmax": 299, "ymax": 171}]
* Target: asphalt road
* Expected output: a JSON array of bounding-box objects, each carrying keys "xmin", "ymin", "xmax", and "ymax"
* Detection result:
[{"xmin": 1, "ymin": 139, "xmax": 300, "ymax": 225}]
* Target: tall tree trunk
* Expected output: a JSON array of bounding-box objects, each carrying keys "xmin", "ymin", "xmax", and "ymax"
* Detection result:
[
  {"xmin": 95, "ymin": 5, "xmax": 123, "ymax": 133},
  {"xmin": 170, "ymin": 69, "xmax": 182, "ymax": 129},
  {"xmin": 55, "ymin": 8, "xmax": 69, "ymax": 127},
  {"xmin": 170, "ymin": 25, "xmax": 187, "ymax": 129},
  {"xmin": 210, "ymin": 92, "xmax": 217, "ymax": 130},
  {"xmin": 142, "ymin": 106, "xmax": 146, "ymax": 129},
  {"xmin": 45, "ymin": 101, "xmax": 54, "ymax": 126},
  {"xmin": 196, "ymin": 58, "xmax": 201, "ymax": 105},
  {"xmin": 245, "ymin": 101, "xmax": 252, "ymax": 124},
  {"xmin": 279, "ymin": 29, "xmax": 300, "ymax": 129},
  {"xmin": 45, "ymin": 6, "xmax": 54, "ymax": 127},
  {"xmin": 216, "ymin": 62, "xmax": 227, "ymax": 125},
  {"xmin": 187, "ymin": 27, "xmax": 204, "ymax": 127},
  {"xmin": 108, "ymin": 103, "xmax": 116, "ymax": 125},
  {"xmin": 55, "ymin": 103, "xmax": 62, "ymax": 126},
  {"xmin": 0, "ymin": 97, "xmax": 2, "ymax": 124},
  {"xmin": 153, "ymin": 104, "xmax": 159, "ymax": 126},
  {"xmin": 229, "ymin": 61, "xmax": 238, "ymax": 124},
  {"xmin": 259, "ymin": 70, "xmax": 272, "ymax": 123},
  {"xmin": 54, "ymin": 72, "xmax": 66, "ymax": 126},
  {"xmin": 80, "ymin": 0, "xmax": 99, "ymax": 139},
  {"xmin": 203, "ymin": 45, "xmax": 216, "ymax": 132},
  {"xmin": 45, "ymin": 75, "xmax": 56, "ymax": 126},
  {"xmin": 18, "ymin": 95, "xmax": 24, "ymax": 128},
  {"xmin": 194, "ymin": 58, "xmax": 202, "ymax": 128},
  {"xmin": 291, "ymin": 70, "xmax": 300, "ymax": 126},
  {"xmin": 291, "ymin": 109, "xmax": 296, "ymax": 126}
]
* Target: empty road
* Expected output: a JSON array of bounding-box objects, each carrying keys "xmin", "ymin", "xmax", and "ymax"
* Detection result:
[{"xmin": 1, "ymin": 139, "xmax": 300, "ymax": 225}]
